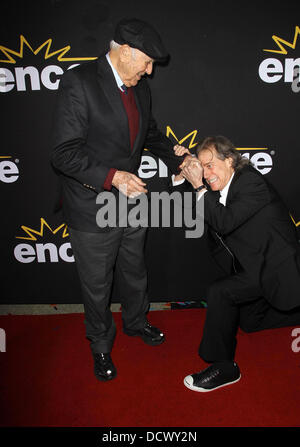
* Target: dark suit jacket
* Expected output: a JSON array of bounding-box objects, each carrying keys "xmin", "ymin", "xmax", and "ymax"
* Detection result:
[
  {"xmin": 51, "ymin": 55, "xmax": 182, "ymax": 232},
  {"xmin": 172, "ymin": 164, "xmax": 300, "ymax": 311},
  {"xmin": 203, "ymin": 165, "xmax": 300, "ymax": 311}
]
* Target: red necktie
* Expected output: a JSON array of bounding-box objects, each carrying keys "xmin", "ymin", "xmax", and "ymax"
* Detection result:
[{"xmin": 120, "ymin": 87, "xmax": 139, "ymax": 150}]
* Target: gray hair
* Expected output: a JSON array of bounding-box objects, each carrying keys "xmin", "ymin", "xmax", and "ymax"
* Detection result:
[
  {"xmin": 109, "ymin": 40, "xmax": 121, "ymax": 51},
  {"xmin": 196, "ymin": 135, "xmax": 250, "ymax": 171},
  {"xmin": 109, "ymin": 40, "xmax": 136, "ymax": 59}
]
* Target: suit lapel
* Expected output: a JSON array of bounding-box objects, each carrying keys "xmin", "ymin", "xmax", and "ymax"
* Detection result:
[
  {"xmin": 96, "ymin": 57, "xmax": 149, "ymax": 156},
  {"xmin": 96, "ymin": 57, "xmax": 130, "ymax": 150},
  {"xmin": 131, "ymin": 82, "xmax": 147, "ymax": 156},
  {"xmin": 226, "ymin": 169, "xmax": 242, "ymax": 204},
  {"xmin": 226, "ymin": 166, "xmax": 255, "ymax": 204}
]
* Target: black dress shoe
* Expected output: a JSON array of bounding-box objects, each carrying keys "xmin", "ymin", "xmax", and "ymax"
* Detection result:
[
  {"xmin": 93, "ymin": 352, "xmax": 117, "ymax": 381},
  {"xmin": 124, "ymin": 321, "xmax": 165, "ymax": 346},
  {"xmin": 184, "ymin": 362, "xmax": 241, "ymax": 392}
]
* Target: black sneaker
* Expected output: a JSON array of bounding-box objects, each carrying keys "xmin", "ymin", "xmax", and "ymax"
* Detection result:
[{"xmin": 184, "ymin": 362, "xmax": 241, "ymax": 392}]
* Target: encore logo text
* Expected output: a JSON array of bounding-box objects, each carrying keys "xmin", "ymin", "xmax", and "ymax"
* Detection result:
[
  {"xmin": 258, "ymin": 26, "xmax": 300, "ymax": 89},
  {"xmin": 0, "ymin": 157, "xmax": 19, "ymax": 183},
  {"xmin": 0, "ymin": 35, "xmax": 96, "ymax": 93},
  {"xmin": 14, "ymin": 219, "xmax": 74, "ymax": 263}
]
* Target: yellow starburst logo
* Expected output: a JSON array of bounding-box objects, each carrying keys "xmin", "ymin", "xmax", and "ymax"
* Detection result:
[
  {"xmin": 16, "ymin": 218, "xmax": 69, "ymax": 241},
  {"xmin": 290, "ymin": 214, "xmax": 300, "ymax": 227},
  {"xmin": 0, "ymin": 35, "xmax": 97, "ymax": 64},
  {"xmin": 164, "ymin": 126, "xmax": 268, "ymax": 152},
  {"xmin": 263, "ymin": 26, "xmax": 300, "ymax": 55},
  {"xmin": 166, "ymin": 126, "xmax": 198, "ymax": 149}
]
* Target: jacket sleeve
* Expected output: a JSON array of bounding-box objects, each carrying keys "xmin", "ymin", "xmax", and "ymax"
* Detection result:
[
  {"xmin": 203, "ymin": 170, "xmax": 271, "ymax": 236},
  {"xmin": 51, "ymin": 69, "xmax": 111, "ymax": 193}
]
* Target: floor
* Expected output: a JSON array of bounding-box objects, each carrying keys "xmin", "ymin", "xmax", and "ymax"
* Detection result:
[{"xmin": 0, "ymin": 300, "xmax": 206, "ymax": 315}]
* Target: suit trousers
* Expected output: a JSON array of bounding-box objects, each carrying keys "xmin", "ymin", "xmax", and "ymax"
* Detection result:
[
  {"xmin": 199, "ymin": 273, "xmax": 300, "ymax": 363},
  {"xmin": 69, "ymin": 226, "xmax": 149, "ymax": 354}
]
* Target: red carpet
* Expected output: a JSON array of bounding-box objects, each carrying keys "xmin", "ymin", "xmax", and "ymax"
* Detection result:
[{"xmin": 0, "ymin": 309, "xmax": 300, "ymax": 427}]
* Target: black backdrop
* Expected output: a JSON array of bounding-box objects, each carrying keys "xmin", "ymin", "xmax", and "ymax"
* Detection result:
[{"xmin": 1, "ymin": 0, "xmax": 299, "ymax": 304}]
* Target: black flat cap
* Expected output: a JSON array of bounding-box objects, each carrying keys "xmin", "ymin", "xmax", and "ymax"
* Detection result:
[{"xmin": 114, "ymin": 18, "xmax": 168, "ymax": 62}]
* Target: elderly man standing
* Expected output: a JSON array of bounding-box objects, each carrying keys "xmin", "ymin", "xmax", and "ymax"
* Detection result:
[
  {"xmin": 51, "ymin": 18, "xmax": 183, "ymax": 381},
  {"xmin": 174, "ymin": 136, "xmax": 300, "ymax": 392}
]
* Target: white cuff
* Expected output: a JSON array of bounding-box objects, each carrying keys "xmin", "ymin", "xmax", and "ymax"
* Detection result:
[
  {"xmin": 197, "ymin": 189, "xmax": 207, "ymax": 201},
  {"xmin": 171, "ymin": 174, "xmax": 185, "ymax": 186}
]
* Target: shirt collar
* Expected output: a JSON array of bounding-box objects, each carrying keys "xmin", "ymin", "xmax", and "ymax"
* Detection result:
[
  {"xmin": 106, "ymin": 52, "xmax": 124, "ymax": 91},
  {"xmin": 219, "ymin": 172, "xmax": 235, "ymax": 204}
]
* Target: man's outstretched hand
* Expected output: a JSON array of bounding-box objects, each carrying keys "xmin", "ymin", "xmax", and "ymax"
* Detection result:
[
  {"xmin": 112, "ymin": 170, "xmax": 148, "ymax": 198},
  {"xmin": 173, "ymin": 144, "xmax": 193, "ymax": 182}
]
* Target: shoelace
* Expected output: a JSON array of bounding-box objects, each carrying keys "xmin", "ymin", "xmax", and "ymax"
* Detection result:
[{"xmin": 202, "ymin": 368, "xmax": 220, "ymax": 383}]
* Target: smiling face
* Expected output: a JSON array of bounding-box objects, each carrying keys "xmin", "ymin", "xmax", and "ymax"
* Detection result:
[
  {"xmin": 198, "ymin": 146, "xmax": 234, "ymax": 191},
  {"xmin": 118, "ymin": 46, "xmax": 154, "ymax": 87}
]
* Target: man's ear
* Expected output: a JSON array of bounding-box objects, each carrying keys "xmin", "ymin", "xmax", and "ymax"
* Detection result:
[{"xmin": 119, "ymin": 44, "xmax": 131, "ymax": 63}]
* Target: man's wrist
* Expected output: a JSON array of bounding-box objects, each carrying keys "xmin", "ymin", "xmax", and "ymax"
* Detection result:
[
  {"xmin": 104, "ymin": 168, "xmax": 118, "ymax": 190},
  {"xmin": 193, "ymin": 184, "xmax": 206, "ymax": 192}
]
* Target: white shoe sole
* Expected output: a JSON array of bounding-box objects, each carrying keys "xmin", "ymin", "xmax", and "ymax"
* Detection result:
[{"xmin": 183, "ymin": 374, "xmax": 241, "ymax": 392}]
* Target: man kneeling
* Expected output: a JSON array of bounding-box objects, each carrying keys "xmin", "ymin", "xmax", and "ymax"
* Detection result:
[{"xmin": 173, "ymin": 136, "xmax": 300, "ymax": 392}]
